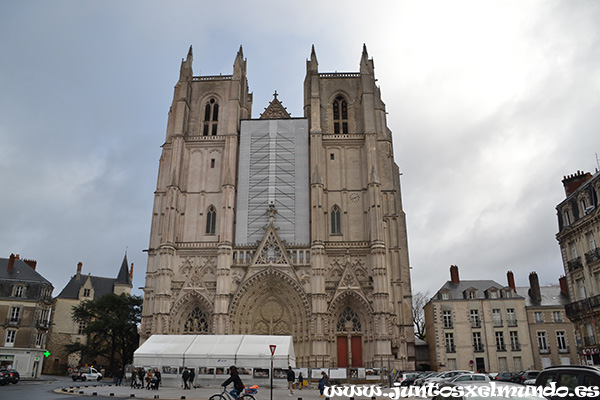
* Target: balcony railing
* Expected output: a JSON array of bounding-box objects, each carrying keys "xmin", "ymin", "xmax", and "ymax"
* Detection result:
[
  {"xmin": 473, "ymin": 345, "xmax": 484, "ymax": 352},
  {"xmin": 471, "ymin": 320, "xmax": 481, "ymax": 328},
  {"xmin": 567, "ymin": 257, "xmax": 583, "ymax": 272},
  {"xmin": 37, "ymin": 320, "xmax": 50, "ymax": 329},
  {"xmin": 6, "ymin": 317, "xmax": 21, "ymax": 326},
  {"xmin": 584, "ymin": 336, "xmax": 596, "ymax": 346},
  {"xmin": 446, "ymin": 346, "xmax": 456, "ymax": 353},
  {"xmin": 511, "ymin": 344, "xmax": 521, "ymax": 351},
  {"xmin": 585, "ymin": 248, "xmax": 600, "ymax": 265},
  {"xmin": 507, "ymin": 318, "xmax": 518, "ymax": 327},
  {"xmin": 443, "ymin": 323, "xmax": 453, "ymax": 329},
  {"xmin": 539, "ymin": 348, "xmax": 550, "ymax": 354},
  {"xmin": 558, "ymin": 347, "xmax": 570, "ymax": 353},
  {"xmin": 493, "ymin": 319, "xmax": 503, "ymax": 327},
  {"xmin": 565, "ymin": 294, "xmax": 600, "ymax": 319}
]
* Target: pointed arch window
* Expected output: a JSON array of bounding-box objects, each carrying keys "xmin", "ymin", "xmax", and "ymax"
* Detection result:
[
  {"xmin": 206, "ymin": 205, "xmax": 216, "ymax": 235},
  {"xmin": 333, "ymin": 95, "xmax": 348, "ymax": 134},
  {"xmin": 331, "ymin": 205, "xmax": 341, "ymax": 235},
  {"xmin": 203, "ymin": 98, "xmax": 219, "ymax": 136},
  {"xmin": 183, "ymin": 307, "xmax": 209, "ymax": 333},
  {"xmin": 337, "ymin": 307, "xmax": 361, "ymax": 332}
]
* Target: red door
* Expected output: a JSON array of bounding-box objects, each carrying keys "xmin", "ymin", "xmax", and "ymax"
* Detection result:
[
  {"xmin": 337, "ymin": 336, "xmax": 348, "ymax": 367},
  {"xmin": 351, "ymin": 336, "xmax": 363, "ymax": 367}
]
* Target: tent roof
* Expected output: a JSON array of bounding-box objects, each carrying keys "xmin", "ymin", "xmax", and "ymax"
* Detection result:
[{"xmin": 134, "ymin": 335, "xmax": 295, "ymax": 368}]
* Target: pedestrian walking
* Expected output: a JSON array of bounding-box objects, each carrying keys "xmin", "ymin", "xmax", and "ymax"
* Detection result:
[
  {"xmin": 188, "ymin": 367, "xmax": 195, "ymax": 388},
  {"xmin": 182, "ymin": 367, "xmax": 190, "ymax": 389},
  {"xmin": 286, "ymin": 366, "xmax": 295, "ymax": 396},
  {"xmin": 318, "ymin": 371, "xmax": 329, "ymax": 397},
  {"xmin": 298, "ymin": 372, "xmax": 303, "ymax": 390}
]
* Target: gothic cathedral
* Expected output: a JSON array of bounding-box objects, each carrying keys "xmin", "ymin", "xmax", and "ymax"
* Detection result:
[{"xmin": 141, "ymin": 45, "xmax": 415, "ymax": 369}]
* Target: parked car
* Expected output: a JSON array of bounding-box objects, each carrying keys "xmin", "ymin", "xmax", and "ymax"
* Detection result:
[
  {"xmin": 510, "ymin": 370, "xmax": 540, "ymax": 384},
  {"xmin": 535, "ymin": 365, "xmax": 600, "ymax": 400},
  {"xmin": 395, "ymin": 371, "xmax": 420, "ymax": 386},
  {"xmin": 427, "ymin": 370, "xmax": 472, "ymax": 385},
  {"xmin": 432, "ymin": 381, "xmax": 544, "ymax": 400},
  {"xmin": 414, "ymin": 372, "xmax": 440, "ymax": 386},
  {"xmin": 494, "ymin": 372, "xmax": 514, "ymax": 382},
  {"xmin": 0, "ymin": 368, "xmax": 19, "ymax": 385},
  {"xmin": 448, "ymin": 373, "xmax": 491, "ymax": 383},
  {"xmin": 401, "ymin": 371, "xmax": 432, "ymax": 386},
  {"xmin": 71, "ymin": 366, "xmax": 103, "ymax": 381}
]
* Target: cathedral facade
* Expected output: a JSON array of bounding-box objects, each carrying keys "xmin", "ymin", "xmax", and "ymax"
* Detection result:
[{"xmin": 141, "ymin": 45, "xmax": 415, "ymax": 369}]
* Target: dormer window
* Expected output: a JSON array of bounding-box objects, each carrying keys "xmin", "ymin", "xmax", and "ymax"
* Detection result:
[
  {"xmin": 564, "ymin": 209, "xmax": 572, "ymax": 225},
  {"xmin": 203, "ymin": 98, "xmax": 219, "ymax": 136},
  {"xmin": 464, "ymin": 289, "xmax": 477, "ymax": 299},
  {"xmin": 13, "ymin": 285, "xmax": 25, "ymax": 298},
  {"xmin": 488, "ymin": 290, "xmax": 499, "ymax": 299},
  {"xmin": 440, "ymin": 291, "xmax": 450, "ymax": 300},
  {"xmin": 83, "ymin": 288, "xmax": 91, "ymax": 297},
  {"xmin": 333, "ymin": 95, "xmax": 348, "ymax": 134}
]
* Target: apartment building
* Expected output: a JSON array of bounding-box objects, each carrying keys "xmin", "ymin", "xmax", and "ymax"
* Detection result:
[{"xmin": 425, "ymin": 266, "xmax": 534, "ymax": 372}]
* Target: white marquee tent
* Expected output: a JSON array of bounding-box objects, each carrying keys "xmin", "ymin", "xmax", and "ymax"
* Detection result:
[{"xmin": 133, "ymin": 335, "xmax": 296, "ymax": 370}]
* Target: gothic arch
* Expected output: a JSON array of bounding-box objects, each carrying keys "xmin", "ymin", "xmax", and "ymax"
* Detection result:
[
  {"xmin": 169, "ymin": 291, "xmax": 214, "ymax": 334},
  {"xmin": 328, "ymin": 290, "xmax": 373, "ymax": 339},
  {"xmin": 229, "ymin": 269, "xmax": 311, "ymax": 338}
]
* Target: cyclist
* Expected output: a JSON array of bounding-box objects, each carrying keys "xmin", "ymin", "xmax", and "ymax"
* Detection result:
[{"xmin": 222, "ymin": 365, "xmax": 244, "ymax": 399}]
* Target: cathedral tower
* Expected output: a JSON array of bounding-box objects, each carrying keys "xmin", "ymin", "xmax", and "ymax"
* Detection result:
[{"xmin": 141, "ymin": 45, "xmax": 414, "ymax": 369}]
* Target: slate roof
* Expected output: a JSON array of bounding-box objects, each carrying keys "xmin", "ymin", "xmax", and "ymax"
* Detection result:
[
  {"xmin": 515, "ymin": 285, "xmax": 570, "ymax": 307},
  {"xmin": 56, "ymin": 255, "xmax": 131, "ymax": 300},
  {"xmin": 0, "ymin": 258, "xmax": 51, "ymax": 285},
  {"xmin": 435, "ymin": 280, "xmax": 525, "ymax": 300},
  {"xmin": 115, "ymin": 255, "xmax": 132, "ymax": 286}
]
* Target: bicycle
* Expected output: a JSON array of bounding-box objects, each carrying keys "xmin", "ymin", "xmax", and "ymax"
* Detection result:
[{"xmin": 209, "ymin": 385, "xmax": 257, "ymax": 400}]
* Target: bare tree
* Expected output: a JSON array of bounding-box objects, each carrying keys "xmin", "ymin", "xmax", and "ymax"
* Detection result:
[{"xmin": 412, "ymin": 291, "xmax": 430, "ymax": 341}]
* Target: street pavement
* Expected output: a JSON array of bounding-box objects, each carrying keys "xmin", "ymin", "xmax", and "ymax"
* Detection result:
[{"xmin": 53, "ymin": 379, "xmax": 346, "ymax": 400}]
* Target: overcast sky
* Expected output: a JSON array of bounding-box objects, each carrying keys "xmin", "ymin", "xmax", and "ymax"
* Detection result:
[{"xmin": 1, "ymin": 1, "xmax": 599, "ymax": 299}]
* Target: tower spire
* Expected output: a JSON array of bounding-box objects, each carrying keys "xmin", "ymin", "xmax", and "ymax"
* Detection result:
[
  {"xmin": 307, "ymin": 44, "xmax": 319, "ymax": 72},
  {"xmin": 179, "ymin": 45, "xmax": 193, "ymax": 81}
]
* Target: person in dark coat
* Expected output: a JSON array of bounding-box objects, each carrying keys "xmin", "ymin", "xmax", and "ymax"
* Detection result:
[
  {"xmin": 318, "ymin": 371, "xmax": 329, "ymax": 397},
  {"xmin": 188, "ymin": 368, "xmax": 195, "ymax": 389},
  {"xmin": 298, "ymin": 372, "xmax": 303, "ymax": 390},
  {"xmin": 182, "ymin": 368, "xmax": 190, "ymax": 389},
  {"xmin": 286, "ymin": 366, "xmax": 296, "ymax": 396},
  {"xmin": 222, "ymin": 365, "xmax": 244, "ymax": 399},
  {"xmin": 116, "ymin": 368, "xmax": 123, "ymax": 386}
]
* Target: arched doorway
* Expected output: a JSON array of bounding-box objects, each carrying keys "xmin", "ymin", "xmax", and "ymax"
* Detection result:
[
  {"xmin": 229, "ymin": 270, "xmax": 311, "ymax": 362},
  {"xmin": 336, "ymin": 306, "xmax": 363, "ymax": 367},
  {"xmin": 169, "ymin": 292, "xmax": 213, "ymax": 334}
]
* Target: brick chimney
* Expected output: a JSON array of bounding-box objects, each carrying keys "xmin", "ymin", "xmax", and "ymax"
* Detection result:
[
  {"xmin": 507, "ymin": 271, "xmax": 516, "ymax": 292},
  {"xmin": 559, "ymin": 275, "xmax": 569, "ymax": 296},
  {"xmin": 450, "ymin": 265, "xmax": 460, "ymax": 284},
  {"xmin": 23, "ymin": 258, "xmax": 37, "ymax": 270},
  {"xmin": 562, "ymin": 170, "xmax": 592, "ymax": 197},
  {"xmin": 130, "ymin": 263, "xmax": 134, "ymax": 280},
  {"xmin": 76, "ymin": 261, "xmax": 83, "ymax": 279},
  {"xmin": 8, "ymin": 253, "xmax": 15, "ymax": 271},
  {"xmin": 528, "ymin": 271, "xmax": 542, "ymax": 302}
]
